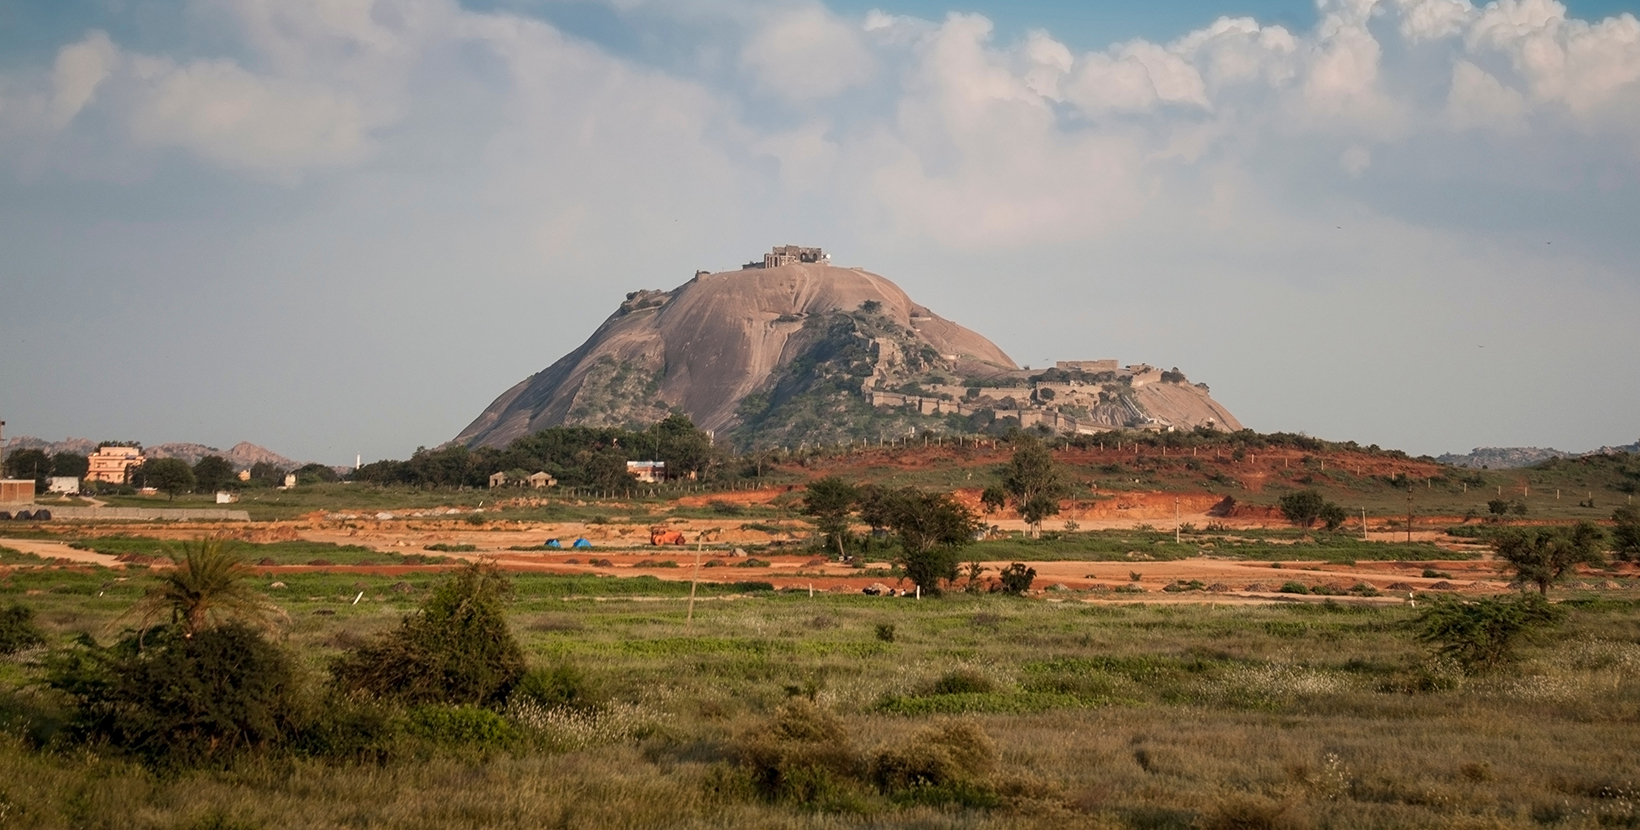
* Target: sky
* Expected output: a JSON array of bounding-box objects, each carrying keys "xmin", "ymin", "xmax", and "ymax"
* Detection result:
[{"xmin": 1, "ymin": 0, "xmax": 1638, "ymax": 465}]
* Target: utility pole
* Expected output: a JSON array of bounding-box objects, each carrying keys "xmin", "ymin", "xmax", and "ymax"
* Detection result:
[
  {"xmin": 1406, "ymin": 493, "xmax": 1414, "ymax": 545},
  {"xmin": 1175, "ymin": 497, "xmax": 1181, "ymax": 544},
  {"xmin": 686, "ymin": 536, "xmax": 704, "ymax": 630},
  {"xmin": 1361, "ymin": 507, "xmax": 1368, "ymax": 541}
]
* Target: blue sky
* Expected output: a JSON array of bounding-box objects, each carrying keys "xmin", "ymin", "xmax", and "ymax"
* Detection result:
[{"xmin": 2, "ymin": 0, "xmax": 1638, "ymax": 463}]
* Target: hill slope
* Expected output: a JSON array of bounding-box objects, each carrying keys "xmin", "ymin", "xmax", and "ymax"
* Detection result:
[{"xmin": 456, "ymin": 261, "xmax": 1241, "ymax": 450}]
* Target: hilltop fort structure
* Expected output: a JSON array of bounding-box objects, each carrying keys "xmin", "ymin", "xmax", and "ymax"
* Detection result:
[
  {"xmin": 863, "ymin": 360, "xmax": 1232, "ymax": 435},
  {"xmin": 743, "ymin": 245, "xmax": 829, "ymax": 269}
]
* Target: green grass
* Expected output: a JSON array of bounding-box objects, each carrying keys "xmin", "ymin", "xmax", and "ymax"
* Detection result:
[{"xmin": 2, "ymin": 563, "xmax": 1638, "ymax": 827}]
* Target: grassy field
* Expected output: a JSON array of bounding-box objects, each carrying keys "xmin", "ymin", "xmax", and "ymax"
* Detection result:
[{"xmin": 1, "ymin": 561, "xmax": 1638, "ymax": 829}]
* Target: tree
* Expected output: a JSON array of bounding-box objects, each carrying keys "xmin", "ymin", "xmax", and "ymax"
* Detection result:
[
  {"xmin": 1416, "ymin": 593, "xmax": 1561, "ymax": 674},
  {"xmin": 139, "ymin": 458, "xmax": 195, "ymax": 499},
  {"xmin": 881, "ymin": 489, "xmax": 982, "ymax": 596},
  {"xmin": 1493, "ymin": 522, "xmax": 1607, "ymax": 596},
  {"xmin": 45, "ymin": 623, "xmax": 300, "ymax": 767},
  {"xmin": 649, "ymin": 413, "xmax": 715, "ymax": 478},
  {"xmin": 585, "ymin": 445, "xmax": 631, "ymax": 490},
  {"xmin": 1002, "ymin": 436, "xmax": 1067, "ymax": 537},
  {"xmin": 192, "ymin": 455, "xmax": 236, "ymax": 492},
  {"xmin": 1278, "ymin": 489, "xmax": 1327, "ymax": 528},
  {"xmin": 802, "ymin": 476, "xmax": 859, "ymax": 559},
  {"xmin": 247, "ymin": 461, "xmax": 287, "ymax": 488},
  {"xmin": 331, "ymin": 563, "xmax": 526, "ymax": 705},
  {"xmin": 998, "ymin": 562, "xmax": 1036, "ymax": 595},
  {"xmin": 1613, "ymin": 506, "xmax": 1640, "ymax": 563},
  {"xmin": 128, "ymin": 537, "xmax": 284, "ymax": 636},
  {"xmin": 1487, "ymin": 499, "xmax": 1511, "ymax": 519},
  {"xmin": 294, "ymin": 462, "xmax": 340, "ymax": 485},
  {"xmin": 979, "ymin": 485, "xmax": 1007, "ymax": 515},
  {"xmin": 51, "ymin": 452, "xmax": 89, "ymax": 479},
  {"xmin": 2, "ymin": 448, "xmax": 52, "ymax": 488},
  {"xmin": 1319, "ymin": 502, "xmax": 1348, "ymax": 532}
]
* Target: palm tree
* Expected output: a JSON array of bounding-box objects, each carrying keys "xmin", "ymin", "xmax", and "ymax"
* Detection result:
[{"xmin": 128, "ymin": 537, "xmax": 285, "ymax": 637}]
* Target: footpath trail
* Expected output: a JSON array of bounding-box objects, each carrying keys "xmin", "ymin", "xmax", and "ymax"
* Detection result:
[{"xmin": 0, "ymin": 538, "xmax": 125, "ymax": 567}]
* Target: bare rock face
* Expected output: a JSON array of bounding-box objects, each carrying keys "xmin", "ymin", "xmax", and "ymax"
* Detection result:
[
  {"xmin": 455, "ymin": 262, "xmax": 1242, "ymax": 450},
  {"xmin": 456, "ymin": 264, "xmax": 1015, "ymax": 448}
]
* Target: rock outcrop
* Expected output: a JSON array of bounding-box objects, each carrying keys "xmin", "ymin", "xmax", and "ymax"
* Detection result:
[{"xmin": 456, "ymin": 259, "xmax": 1242, "ymax": 450}]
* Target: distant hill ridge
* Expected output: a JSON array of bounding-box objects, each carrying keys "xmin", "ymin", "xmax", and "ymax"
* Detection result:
[
  {"xmin": 2, "ymin": 437, "xmax": 309, "ymax": 473},
  {"xmin": 456, "ymin": 251, "xmax": 1243, "ymax": 451},
  {"xmin": 1436, "ymin": 440, "xmax": 1640, "ymax": 469}
]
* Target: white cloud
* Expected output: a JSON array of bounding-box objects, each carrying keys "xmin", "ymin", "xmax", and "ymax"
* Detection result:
[
  {"xmin": 1063, "ymin": 40, "xmax": 1209, "ymax": 113},
  {"xmin": 50, "ymin": 31, "xmax": 120, "ymax": 129},
  {"xmin": 1395, "ymin": 0, "xmax": 1474, "ymax": 42},
  {"xmin": 126, "ymin": 55, "xmax": 371, "ymax": 173},
  {"xmin": 740, "ymin": 5, "xmax": 874, "ymax": 100},
  {"xmin": 3, "ymin": 0, "xmax": 1640, "ymax": 458},
  {"xmin": 1447, "ymin": 59, "xmax": 1529, "ymax": 131}
]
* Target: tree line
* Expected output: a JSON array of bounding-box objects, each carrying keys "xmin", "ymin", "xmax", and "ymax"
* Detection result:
[{"xmin": 353, "ymin": 414, "xmax": 714, "ymax": 490}]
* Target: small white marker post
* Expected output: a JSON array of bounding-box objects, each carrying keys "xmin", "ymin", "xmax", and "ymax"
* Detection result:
[{"xmin": 352, "ymin": 591, "xmax": 364, "ymax": 606}]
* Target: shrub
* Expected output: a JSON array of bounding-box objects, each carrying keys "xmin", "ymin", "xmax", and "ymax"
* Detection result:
[
  {"xmin": 45, "ymin": 623, "xmax": 301, "ymax": 766},
  {"xmin": 998, "ymin": 563, "xmax": 1036, "ymax": 595},
  {"xmin": 510, "ymin": 663, "xmax": 602, "ymax": 711},
  {"xmin": 1614, "ymin": 506, "xmax": 1640, "ymax": 562},
  {"xmin": 406, "ymin": 705, "xmax": 517, "ymax": 747},
  {"xmin": 330, "ymin": 563, "xmax": 526, "ymax": 705},
  {"xmin": 875, "ymin": 624, "xmax": 896, "ymax": 643},
  {"xmin": 1200, "ymin": 795, "xmax": 1304, "ymax": 830},
  {"xmin": 0, "ymin": 602, "xmax": 46, "ymax": 654},
  {"xmin": 1415, "ymin": 593, "xmax": 1562, "ymax": 674},
  {"xmin": 291, "ymin": 695, "xmax": 405, "ymax": 762},
  {"xmin": 870, "ymin": 721, "xmax": 997, "ymax": 797},
  {"xmin": 424, "ymin": 543, "xmax": 477, "ymax": 552},
  {"xmin": 1278, "ymin": 582, "xmax": 1310, "ymax": 595},
  {"xmin": 737, "ymin": 701, "xmax": 863, "ymax": 804},
  {"xmin": 927, "ymin": 668, "xmax": 996, "ymax": 696}
]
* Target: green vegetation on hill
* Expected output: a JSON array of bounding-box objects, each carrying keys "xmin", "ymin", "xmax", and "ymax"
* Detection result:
[
  {"xmin": 356, "ymin": 413, "xmax": 714, "ymax": 490},
  {"xmin": 732, "ymin": 306, "xmax": 952, "ymax": 451}
]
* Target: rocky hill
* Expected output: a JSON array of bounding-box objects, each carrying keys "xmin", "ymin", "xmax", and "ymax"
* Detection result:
[
  {"xmin": 2, "ymin": 437, "xmax": 306, "ymax": 472},
  {"xmin": 145, "ymin": 442, "xmax": 305, "ymax": 471},
  {"xmin": 457, "ymin": 252, "xmax": 1243, "ymax": 450},
  {"xmin": 1437, "ymin": 440, "xmax": 1640, "ymax": 469}
]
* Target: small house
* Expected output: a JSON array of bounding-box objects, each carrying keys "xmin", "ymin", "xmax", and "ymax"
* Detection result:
[
  {"xmin": 625, "ymin": 460, "xmax": 666, "ymax": 483},
  {"xmin": 528, "ymin": 472, "xmax": 556, "ymax": 488},
  {"xmin": 47, "ymin": 477, "xmax": 80, "ymax": 495},
  {"xmin": 281, "ymin": 473, "xmax": 297, "ymax": 489},
  {"xmin": 237, "ymin": 469, "xmax": 251, "ymax": 482},
  {"xmin": 0, "ymin": 479, "xmax": 34, "ymax": 503},
  {"xmin": 216, "ymin": 491, "xmax": 239, "ymax": 504},
  {"xmin": 489, "ymin": 471, "xmax": 508, "ymax": 488}
]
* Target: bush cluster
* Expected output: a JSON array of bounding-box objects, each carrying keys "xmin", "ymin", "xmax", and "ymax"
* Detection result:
[
  {"xmin": 27, "ymin": 549, "xmax": 553, "ymax": 769},
  {"xmin": 733, "ymin": 701, "xmax": 999, "ymax": 809}
]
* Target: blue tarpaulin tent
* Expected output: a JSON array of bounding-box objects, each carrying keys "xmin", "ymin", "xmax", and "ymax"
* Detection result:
[
  {"xmin": 545, "ymin": 539, "xmax": 561, "ymax": 549},
  {"xmin": 573, "ymin": 538, "xmax": 592, "ymax": 549}
]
